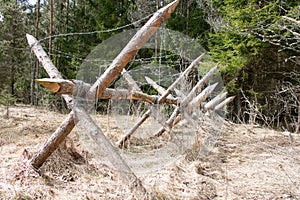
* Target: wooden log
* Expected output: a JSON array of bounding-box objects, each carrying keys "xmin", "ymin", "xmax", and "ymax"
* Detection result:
[
  {"xmin": 116, "ymin": 53, "xmax": 205, "ymax": 147},
  {"xmin": 188, "ymin": 83, "xmax": 218, "ymax": 109},
  {"xmin": 214, "ymin": 96, "xmax": 235, "ymax": 110},
  {"xmin": 88, "ymin": 0, "xmax": 180, "ymax": 99},
  {"xmin": 74, "ymin": 107, "xmax": 146, "ymax": 195},
  {"xmin": 35, "ymin": 78, "xmax": 178, "ymax": 105},
  {"xmin": 36, "ymin": 78, "xmax": 74, "ymax": 94},
  {"xmin": 153, "ymin": 107, "xmax": 180, "ymax": 137},
  {"xmin": 26, "ymin": 34, "xmax": 73, "ymax": 108},
  {"xmin": 204, "ymin": 92, "xmax": 227, "ymax": 111},
  {"xmin": 28, "ymin": 1, "xmax": 180, "ymax": 170},
  {"xmin": 121, "ymin": 69, "xmax": 141, "ymax": 91},
  {"xmin": 27, "ymin": 1, "xmax": 180, "ymax": 172},
  {"xmin": 145, "ymin": 76, "xmax": 176, "ymax": 100},
  {"xmin": 30, "ymin": 111, "xmax": 76, "ymax": 169},
  {"xmin": 180, "ymin": 65, "xmax": 218, "ymax": 107},
  {"xmin": 27, "ymin": 34, "xmax": 75, "ymax": 169},
  {"xmin": 153, "ymin": 65, "xmax": 218, "ymax": 136}
]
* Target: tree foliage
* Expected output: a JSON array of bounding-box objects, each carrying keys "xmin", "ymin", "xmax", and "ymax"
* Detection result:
[{"xmin": 206, "ymin": 0, "xmax": 299, "ymax": 130}]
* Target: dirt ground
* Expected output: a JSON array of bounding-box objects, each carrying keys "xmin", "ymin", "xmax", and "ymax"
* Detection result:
[{"xmin": 0, "ymin": 104, "xmax": 299, "ymax": 199}]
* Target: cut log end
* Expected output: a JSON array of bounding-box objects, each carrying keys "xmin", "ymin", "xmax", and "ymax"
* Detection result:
[{"xmin": 36, "ymin": 79, "xmax": 61, "ymax": 93}]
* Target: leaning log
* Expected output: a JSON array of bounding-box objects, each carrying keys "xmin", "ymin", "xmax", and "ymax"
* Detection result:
[
  {"xmin": 214, "ymin": 96, "xmax": 235, "ymax": 110},
  {"xmin": 88, "ymin": 0, "xmax": 180, "ymax": 99},
  {"xmin": 188, "ymin": 83, "xmax": 218, "ymax": 109},
  {"xmin": 74, "ymin": 107, "xmax": 146, "ymax": 195},
  {"xmin": 121, "ymin": 69, "xmax": 141, "ymax": 92},
  {"xmin": 145, "ymin": 76, "xmax": 176, "ymax": 100},
  {"xmin": 26, "ymin": 34, "xmax": 73, "ymax": 108},
  {"xmin": 204, "ymin": 92, "xmax": 227, "ymax": 111},
  {"xmin": 30, "ymin": 111, "xmax": 76, "ymax": 169},
  {"xmin": 27, "ymin": 34, "xmax": 75, "ymax": 169}
]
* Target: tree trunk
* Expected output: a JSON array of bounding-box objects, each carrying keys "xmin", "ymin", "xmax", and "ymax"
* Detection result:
[
  {"xmin": 31, "ymin": 0, "xmax": 40, "ymax": 106},
  {"xmin": 30, "ymin": 111, "xmax": 76, "ymax": 169},
  {"xmin": 49, "ymin": 0, "xmax": 53, "ymax": 59}
]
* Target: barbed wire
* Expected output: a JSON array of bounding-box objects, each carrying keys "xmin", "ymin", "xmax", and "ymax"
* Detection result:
[{"xmin": 37, "ymin": 13, "xmax": 153, "ymax": 44}]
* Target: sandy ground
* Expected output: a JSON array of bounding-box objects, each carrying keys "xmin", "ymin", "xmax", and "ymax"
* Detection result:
[{"xmin": 0, "ymin": 105, "xmax": 300, "ymax": 199}]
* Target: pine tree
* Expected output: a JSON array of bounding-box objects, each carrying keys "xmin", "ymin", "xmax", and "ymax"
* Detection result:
[{"xmin": 0, "ymin": 0, "xmax": 31, "ymax": 103}]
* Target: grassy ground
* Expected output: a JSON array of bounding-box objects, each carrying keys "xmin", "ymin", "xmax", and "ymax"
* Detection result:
[{"xmin": 0, "ymin": 105, "xmax": 299, "ymax": 199}]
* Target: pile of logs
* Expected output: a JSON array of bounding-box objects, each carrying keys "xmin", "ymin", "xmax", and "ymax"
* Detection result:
[{"xmin": 26, "ymin": 0, "xmax": 234, "ymax": 195}]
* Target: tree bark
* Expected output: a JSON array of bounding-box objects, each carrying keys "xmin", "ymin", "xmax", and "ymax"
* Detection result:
[
  {"xmin": 27, "ymin": 34, "xmax": 73, "ymax": 108},
  {"xmin": 30, "ymin": 111, "xmax": 76, "ymax": 169},
  {"xmin": 49, "ymin": 0, "xmax": 53, "ymax": 59}
]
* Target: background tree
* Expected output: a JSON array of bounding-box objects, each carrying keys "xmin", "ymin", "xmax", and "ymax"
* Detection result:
[
  {"xmin": 205, "ymin": 0, "xmax": 299, "ymax": 130},
  {"xmin": 0, "ymin": 0, "xmax": 31, "ymax": 103}
]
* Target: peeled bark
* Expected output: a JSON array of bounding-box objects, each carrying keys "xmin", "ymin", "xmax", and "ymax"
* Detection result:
[
  {"xmin": 214, "ymin": 96, "xmax": 235, "ymax": 110},
  {"xmin": 204, "ymin": 92, "xmax": 227, "ymax": 111},
  {"xmin": 26, "ymin": 34, "xmax": 73, "ymax": 108}
]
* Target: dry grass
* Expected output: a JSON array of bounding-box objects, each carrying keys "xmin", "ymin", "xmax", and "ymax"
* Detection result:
[{"xmin": 0, "ymin": 105, "xmax": 300, "ymax": 199}]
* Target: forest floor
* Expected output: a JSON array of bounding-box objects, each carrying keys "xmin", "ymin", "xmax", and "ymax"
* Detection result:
[{"xmin": 0, "ymin": 104, "xmax": 300, "ymax": 199}]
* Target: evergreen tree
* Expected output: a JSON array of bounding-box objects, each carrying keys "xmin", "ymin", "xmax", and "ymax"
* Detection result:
[
  {"xmin": 207, "ymin": 0, "xmax": 299, "ymax": 129},
  {"xmin": 0, "ymin": 0, "xmax": 32, "ymax": 103}
]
